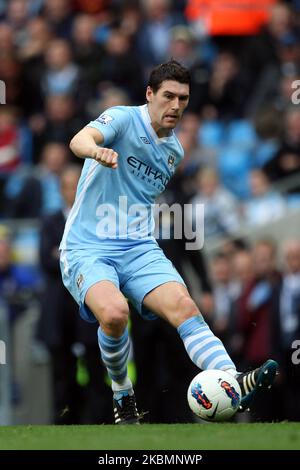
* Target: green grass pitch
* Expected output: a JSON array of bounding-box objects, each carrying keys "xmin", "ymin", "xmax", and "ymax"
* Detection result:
[{"xmin": 0, "ymin": 423, "xmax": 300, "ymax": 450}]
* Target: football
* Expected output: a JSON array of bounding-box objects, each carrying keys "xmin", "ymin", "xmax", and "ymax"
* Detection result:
[{"xmin": 187, "ymin": 369, "xmax": 241, "ymax": 422}]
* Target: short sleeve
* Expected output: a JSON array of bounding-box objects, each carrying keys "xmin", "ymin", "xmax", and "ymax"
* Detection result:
[{"xmin": 86, "ymin": 106, "xmax": 130, "ymax": 146}]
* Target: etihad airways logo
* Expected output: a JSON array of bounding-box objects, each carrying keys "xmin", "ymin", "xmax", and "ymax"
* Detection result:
[{"xmin": 127, "ymin": 156, "xmax": 170, "ymax": 190}]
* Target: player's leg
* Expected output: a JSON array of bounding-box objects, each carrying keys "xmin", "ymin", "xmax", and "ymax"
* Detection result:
[
  {"xmin": 85, "ymin": 281, "xmax": 140, "ymax": 424},
  {"xmin": 85, "ymin": 280, "xmax": 130, "ymax": 388},
  {"xmin": 143, "ymin": 282, "xmax": 278, "ymax": 411},
  {"xmin": 60, "ymin": 249, "xmax": 140, "ymax": 425},
  {"xmin": 121, "ymin": 241, "xmax": 278, "ymax": 412},
  {"xmin": 143, "ymin": 282, "xmax": 237, "ymax": 376}
]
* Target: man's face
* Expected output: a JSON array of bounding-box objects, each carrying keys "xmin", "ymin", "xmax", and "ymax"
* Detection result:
[
  {"xmin": 146, "ymin": 80, "xmax": 189, "ymax": 132},
  {"xmin": 285, "ymin": 245, "xmax": 300, "ymax": 273},
  {"xmin": 253, "ymin": 244, "xmax": 275, "ymax": 277}
]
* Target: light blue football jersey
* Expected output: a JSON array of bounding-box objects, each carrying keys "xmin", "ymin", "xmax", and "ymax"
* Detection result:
[{"xmin": 60, "ymin": 104, "xmax": 184, "ymax": 249}]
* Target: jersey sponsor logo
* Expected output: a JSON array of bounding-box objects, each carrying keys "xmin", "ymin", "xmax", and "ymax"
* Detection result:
[
  {"xmin": 96, "ymin": 114, "xmax": 114, "ymax": 125},
  {"xmin": 140, "ymin": 136, "xmax": 150, "ymax": 144},
  {"xmin": 127, "ymin": 156, "xmax": 170, "ymax": 190}
]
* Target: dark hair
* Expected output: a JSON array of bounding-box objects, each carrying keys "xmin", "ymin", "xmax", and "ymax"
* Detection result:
[{"xmin": 148, "ymin": 60, "xmax": 191, "ymax": 93}]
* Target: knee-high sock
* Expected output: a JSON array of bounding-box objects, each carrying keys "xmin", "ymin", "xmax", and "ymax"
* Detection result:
[
  {"xmin": 178, "ymin": 315, "xmax": 236, "ymax": 375},
  {"xmin": 97, "ymin": 327, "xmax": 132, "ymax": 392}
]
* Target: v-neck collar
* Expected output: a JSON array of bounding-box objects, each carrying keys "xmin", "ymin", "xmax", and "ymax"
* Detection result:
[{"xmin": 139, "ymin": 104, "xmax": 173, "ymax": 146}]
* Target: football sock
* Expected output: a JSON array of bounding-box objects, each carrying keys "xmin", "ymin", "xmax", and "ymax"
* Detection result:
[
  {"xmin": 97, "ymin": 327, "xmax": 133, "ymax": 393},
  {"xmin": 178, "ymin": 315, "xmax": 236, "ymax": 375}
]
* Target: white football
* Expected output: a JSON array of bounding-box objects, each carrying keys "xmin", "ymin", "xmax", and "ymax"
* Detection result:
[{"xmin": 187, "ymin": 369, "xmax": 241, "ymax": 422}]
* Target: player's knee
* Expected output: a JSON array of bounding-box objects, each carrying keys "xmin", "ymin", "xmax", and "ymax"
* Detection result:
[
  {"xmin": 101, "ymin": 300, "xmax": 129, "ymax": 335},
  {"xmin": 172, "ymin": 295, "xmax": 198, "ymax": 326}
]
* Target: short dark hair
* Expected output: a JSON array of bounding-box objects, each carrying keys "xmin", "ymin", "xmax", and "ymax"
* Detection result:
[{"xmin": 148, "ymin": 60, "xmax": 191, "ymax": 93}]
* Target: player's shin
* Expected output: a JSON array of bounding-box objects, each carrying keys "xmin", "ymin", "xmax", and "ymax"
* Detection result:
[
  {"xmin": 177, "ymin": 315, "xmax": 237, "ymax": 376},
  {"xmin": 97, "ymin": 326, "xmax": 133, "ymax": 393}
]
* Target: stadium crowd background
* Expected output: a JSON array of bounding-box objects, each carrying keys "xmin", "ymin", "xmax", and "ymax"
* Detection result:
[{"xmin": 1, "ymin": 0, "xmax": 300, "ymax": 424}]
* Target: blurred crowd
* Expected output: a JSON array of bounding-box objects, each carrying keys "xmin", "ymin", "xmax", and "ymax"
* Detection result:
[
  {"xmin": 1, "ymin": 0, "xmax": 300, "ymax": 226},
  {"xmin": 0, "ymin": 0, "xmax": 300, "ymax": 423}
]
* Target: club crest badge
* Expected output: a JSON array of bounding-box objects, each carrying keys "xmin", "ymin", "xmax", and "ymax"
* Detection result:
[{"xmin": 76, "ymin": 274, "xmax": 84, "ymax": 290}]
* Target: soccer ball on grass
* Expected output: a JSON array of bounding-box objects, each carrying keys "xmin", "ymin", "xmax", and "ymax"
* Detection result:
[{"xmin": 187, "ymin": 369, "xmax": 241, "ymax": 422}]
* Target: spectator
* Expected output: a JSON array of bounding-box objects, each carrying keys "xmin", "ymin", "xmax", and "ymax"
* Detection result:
[
  {"xmin": 100, "ymin": 28, "xmax": 144, "ymax": 102},
  {"xmin": 137, "ymin": 0, "xmax": 185, "ymax": 75},
  {"xmin": 244, "ymin": 169, "xmax": 286, "ymax": 226},
  {"xmin": 253, "ymin": 106, "xmax": 282, "ymax": 167},
  {"xmin": 193, "ymin": 51, "xmax": 251, "ymax": 120},
  {"xmin": 4, "ymin": 142, "xmax": 69, "ymax": 218},
  {"xmin": 264, "ymin": 148, "xmax": 300, "ymax": 195},
  {"xmin": 0, "ymin": 233, "xmax": 40, "ymax": 404},
  {"xmin": 42, "ymin": 39, "xmax": 81, "ymax": 97},
  {"xmin": 176, "ymin": 112, "xmax": 202, "ymax": 169},
  {"xmin": 0, "ymin": 106, "xmax": 22, "ymax": 175},
  {"xmin": 0, "ymin": 23, "xmax": 14, "ymax": 57},
  {"xmin": 0, "ymin": 106, "xmax": 33, "ymax": 214},
  {"xmin": 71, "ymin": 14, "xmax": 103, "ymax": 88},
  {"xmin": 243, "ymin": 3, "xmax": 296, "ymax": 85},
  {"xmin": 86, "ymin": 85, "xmax": 130, "ymax": 121},
  {"xmin": 18, "ymin": 16, "xmax": 52, "ymax": 62},
  {"xmin": 282, "ymin": 108, "xmax": 300, "ymax": 151},
  {"xmin": 30, "ymin": 94, "xmax": 86, "ymax": 156},
  {"xmin": 18, "ymin": 17, "xmax": 53, "ymax": 115},
  {"xmin": 272, "ymin": 239, "xmax": 300, "ymax": 420},
  {"xmin": 43, "ymin": 0, "xmax": 74, "ymax": 39},
  {"xmin": 210, "ymin": 253, "xmax": 238, "ymax": 353},
  {"xmin": 37, "ymin": 165, "xmax": 112, "ymax": 424},
  {"xmin": 189, "ymin": 167, "xmax": 240, "ymax": 239},
  {"xmin": 6, "ymin": 0, "xmax": 30, "ymax": 48},
  {"xmin": 236, "ymin": 239, "xmax": 281, "ymax": 420}
]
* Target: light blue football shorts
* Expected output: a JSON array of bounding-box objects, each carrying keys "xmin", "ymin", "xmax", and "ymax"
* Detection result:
[{"xmin": 60, "ymin": 239, "xmax": 185, "ymax": 323}]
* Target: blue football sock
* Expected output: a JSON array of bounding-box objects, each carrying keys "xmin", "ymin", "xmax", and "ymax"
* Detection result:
[
  {"xmin": 97, "ymin": 327, "xmax": 133, "ymax": 392},
  {"xmin": 178, "ymin": 315, "xmax": 236, "ymax": 374}
]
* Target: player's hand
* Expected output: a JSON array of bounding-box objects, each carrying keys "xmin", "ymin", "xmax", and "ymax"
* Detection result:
[{"xmin": 91, "ymin": 147, "xmax": 118, "ymax": 169}]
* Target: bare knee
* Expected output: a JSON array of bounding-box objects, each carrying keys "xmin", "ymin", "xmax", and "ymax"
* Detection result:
[
  {"xmin": 169, "ymin": 295, "xmax": 199, "ymax": 327},
  {"xmin": 98, "ymin": 300, "xmax": 129, "ymax": 337}
]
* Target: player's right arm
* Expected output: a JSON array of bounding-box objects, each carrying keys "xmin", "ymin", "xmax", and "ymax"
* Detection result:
[{"xmin": 69, "ymin": 127, "xmax": 118, "ymax": 169}]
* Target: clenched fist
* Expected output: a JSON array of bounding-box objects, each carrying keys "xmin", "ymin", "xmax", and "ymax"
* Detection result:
[{"xmin": 91, "ymin": 147, "xmax": 118, "ymax": 169}]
